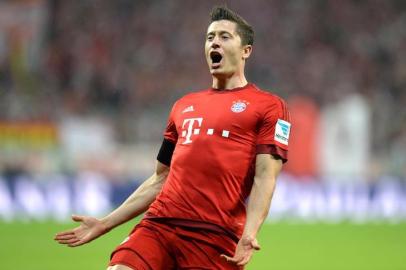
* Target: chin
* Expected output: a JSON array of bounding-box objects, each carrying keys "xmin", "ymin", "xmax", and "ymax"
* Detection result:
[
  {"xmin": 210, "ymin": 68, "xmax": 225, "ymax": 76},
  {"xmin": 211, "ymin": 70, "xmax": 232, "ymax": 80}
]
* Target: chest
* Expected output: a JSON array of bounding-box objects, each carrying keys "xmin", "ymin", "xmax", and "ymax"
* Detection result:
[{"xmin": 173, "ymin": 94, "xmax": 261, "ymax": 145}]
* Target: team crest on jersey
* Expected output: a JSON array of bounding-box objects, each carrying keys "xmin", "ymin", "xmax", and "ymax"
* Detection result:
[{"xmin": 231, "ymin": 100, "xmax": 249, "ymax": 113}]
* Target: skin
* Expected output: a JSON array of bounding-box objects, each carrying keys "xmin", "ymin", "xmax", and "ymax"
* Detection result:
[
  {"xmin": 205, "ymin": 20, "xmax": 252, "ymax": 89},
  {"xmin": 107, "ymin": 265, "xmax": 133, "ymax": 270},
  {"xmin": 221, "ymin": 154, "xmax": 282, "ymax": 266},
  {"xmin": 54, "ymin": 162, "xmax": 169, "ymax": 247},
  {"xmin": 55, "ymin": 19, "xmax": 283, "ymax": 269},
  {"xmin": 205, "ymin": 21, "xmax": 284, "ymax": 265}
]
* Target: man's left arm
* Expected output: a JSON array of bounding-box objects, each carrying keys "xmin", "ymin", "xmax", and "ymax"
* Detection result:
[{"xmin": 221, "ymin": 154, "xmax": 283, "ymax": 266}]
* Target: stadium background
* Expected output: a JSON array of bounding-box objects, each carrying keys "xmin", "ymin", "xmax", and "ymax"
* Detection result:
[{"xmin": 0, "ymin": 0, "xmax": 405, "ymax": 269}]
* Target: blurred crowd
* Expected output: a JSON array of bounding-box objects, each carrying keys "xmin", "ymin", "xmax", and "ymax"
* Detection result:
[{"xmin": 0, "ymin": 0, "xmax": 405, "ymax": 179}]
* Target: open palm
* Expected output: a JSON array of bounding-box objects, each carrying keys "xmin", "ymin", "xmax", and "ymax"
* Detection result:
[{"xmin": 54, "ymin": 215, "xmax": 108, "ymax": 247}]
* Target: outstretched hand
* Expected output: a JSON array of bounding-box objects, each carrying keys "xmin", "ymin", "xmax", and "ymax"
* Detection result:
[
  {"xmin": 221, "ymin": 235, "xmax": 260, "ymax": 266},
  {"xmin": 54, "ymin": 215, "xmax": 109, "ymax": 247}
]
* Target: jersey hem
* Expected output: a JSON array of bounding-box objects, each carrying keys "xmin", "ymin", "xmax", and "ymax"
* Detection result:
[{"xmin": 143, "ymin": 215, "xmax": 240, "ymax": 243}]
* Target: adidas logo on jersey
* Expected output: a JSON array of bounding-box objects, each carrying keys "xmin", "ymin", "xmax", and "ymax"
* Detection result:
[{"xmin": 182, "ymin": 105, "xmax": 194, "ymax": 113}]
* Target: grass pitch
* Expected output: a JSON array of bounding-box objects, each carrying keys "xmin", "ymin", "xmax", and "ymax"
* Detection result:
[{"xmin": 1, "ymin": 220, "xmax": 405, "ymax": 270}]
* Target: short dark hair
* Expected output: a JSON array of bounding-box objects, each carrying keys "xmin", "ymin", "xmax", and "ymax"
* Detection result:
[{"xmin": 209, "ymin": 6, "xmax": 254, "ymax": 46}]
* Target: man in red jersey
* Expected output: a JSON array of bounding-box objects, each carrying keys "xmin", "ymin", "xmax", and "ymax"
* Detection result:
[{"xmin": 55, "ymin": 6, "xmax": 291, "ymax": 270}]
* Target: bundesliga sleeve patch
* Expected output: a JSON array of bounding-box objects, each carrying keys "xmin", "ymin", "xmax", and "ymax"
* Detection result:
[{"xmin": 274, "ymin": 119, "xmax": 291, "ymax": 145}]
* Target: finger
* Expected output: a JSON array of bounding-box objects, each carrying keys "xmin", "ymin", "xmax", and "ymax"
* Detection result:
[
  {"xmin": 251, "ymin": 242, "xmax": 261, "ymax": 250},
  {"xmin": 57, "ymin": 238, "xmax": 81, "ymax": 245},
  {"xmin": 220, "ymin": 254, "xmax": 242, "ymax": 264},
  {"xmin": 237, "ymin": 255, "xmax": 251, "ymax": 266},
  {"xmin": 55, "ymin": 230, "xmax": 75, "ymax": 237},
  {"xmin": 248, "ymin": 238, "xmax": 261, "ymax": 250},
  {"xmin": 220, "ymin": 254, "xmax": 231, "ymax": 260},
  {"xmin": 56, "ymin": 236, "xmax": 80, "ymax": 244},
  {"xmin": 54, "ymin": 234, "xmax": 76, "ymax": 240},
  {"xmin": 220, "ymin": 254, "xmax": 234, "ymax": 263},
  {"xmin": 72, "ymin": 214, "xmax": 85, "ymax": 222},
  {"xmin": 68, "ymin": 239, "xmax": 87, "ymax": 247}
]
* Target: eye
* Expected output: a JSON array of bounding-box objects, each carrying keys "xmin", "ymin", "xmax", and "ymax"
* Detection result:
[
  {"xmin": 207, "ymin": 35, "xmax": 214, "ymax": 41},
  {"xmin": 221, "ymin": 35, "xmax": 230, "ymax": 40}
]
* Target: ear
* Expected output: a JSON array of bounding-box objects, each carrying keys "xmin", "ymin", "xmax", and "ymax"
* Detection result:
[{"xmin": 242, "ymin": 45, "xmax": 252, "ymax": 60}]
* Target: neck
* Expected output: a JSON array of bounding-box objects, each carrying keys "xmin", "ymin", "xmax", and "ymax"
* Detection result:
[{"xmin": 212, "ymin": 73, "xmax": 248, "ymax": 90}]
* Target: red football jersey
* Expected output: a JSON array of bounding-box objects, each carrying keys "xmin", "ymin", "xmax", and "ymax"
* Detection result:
[{"xmin": 146, "ymin": 83, "xmax": 291, "ymax": 238}]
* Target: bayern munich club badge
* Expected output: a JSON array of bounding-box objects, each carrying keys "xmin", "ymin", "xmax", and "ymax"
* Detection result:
[{"xmin": 231, "ymin": 100, "xmax": 250, "ymax": 113}]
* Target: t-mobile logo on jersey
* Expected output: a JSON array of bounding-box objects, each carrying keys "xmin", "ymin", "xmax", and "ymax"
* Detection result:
[
  {"xmin": 181, "ymin": 117, "xmax": 203, "ymax": 144},
  {"xmin": 181, "ymin": 117, "xmax": 230, "ymax": 144}
]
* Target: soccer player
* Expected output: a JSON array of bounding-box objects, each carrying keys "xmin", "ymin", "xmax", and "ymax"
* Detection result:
[{"xmin": 55, "ymin": 6, "xmax": 291, "ymax": 270}]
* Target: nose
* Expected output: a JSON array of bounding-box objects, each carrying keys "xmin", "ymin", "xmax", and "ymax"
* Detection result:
[
  {"xmin": 211, "ymin": 41, "xmax": 220, "ymax": 49},
  {"xmin": 210, "ymin": 36, "xmax": 220, "ymax": 49}
]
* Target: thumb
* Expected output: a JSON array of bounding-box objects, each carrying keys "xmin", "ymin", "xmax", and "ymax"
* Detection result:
[
  {"xmin": 71, "ymin": 214, "xmax": 85, "ymax": 222},
  {"xmin": 251, "ymin": 239, "xmax": 261, "ymax": 250}
]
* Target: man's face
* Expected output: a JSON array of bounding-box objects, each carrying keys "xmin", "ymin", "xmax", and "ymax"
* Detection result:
[{"xmin": 205, "ymin": 20, "xmax": 251, "ymax": 78}]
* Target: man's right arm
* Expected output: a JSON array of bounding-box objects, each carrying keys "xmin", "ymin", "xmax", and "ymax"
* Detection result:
[
  {"xmin": 54, "ymin": 161, "xmax": 169, "ymax": 247},
  {"xmin": 101, "ymin": 161, "xmax": 169, "ymax": 230}
]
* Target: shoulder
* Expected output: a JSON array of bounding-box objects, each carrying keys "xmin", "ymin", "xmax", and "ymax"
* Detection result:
[
  {"xmin": 169, "ymin": 88, "xmax": 211, "ymax": 112},
  {"xmin": 250, "ymin": 84, "xmax": 288, "ymax": 111}
]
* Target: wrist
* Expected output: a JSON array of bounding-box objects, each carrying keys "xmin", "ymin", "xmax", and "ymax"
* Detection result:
[
  {"xmin": 100, "ymin": 217, "xmax": 113, "ymax": 233},
  {"xmin": 242, "ymin": 231, "xmax": 257, "ymax": 240}
]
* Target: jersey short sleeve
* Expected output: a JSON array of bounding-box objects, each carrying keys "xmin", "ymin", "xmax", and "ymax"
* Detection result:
[
  {"xmin": 163, "ymin": 102, "xmax": 178, "ymax": 143},
  {"xmin": 256, "ymin": 97, "xmax": 291, "ymax": 162}
]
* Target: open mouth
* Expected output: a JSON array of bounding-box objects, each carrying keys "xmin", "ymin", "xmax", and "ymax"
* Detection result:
[{"xmin": 210, "ymin": 51, "xmax": 223, "ymax": 66}]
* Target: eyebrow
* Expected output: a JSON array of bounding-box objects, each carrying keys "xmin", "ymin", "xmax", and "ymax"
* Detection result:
[{"xmin": 206, "ymin": 30, "xmax": 233, "ymax": 36}]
